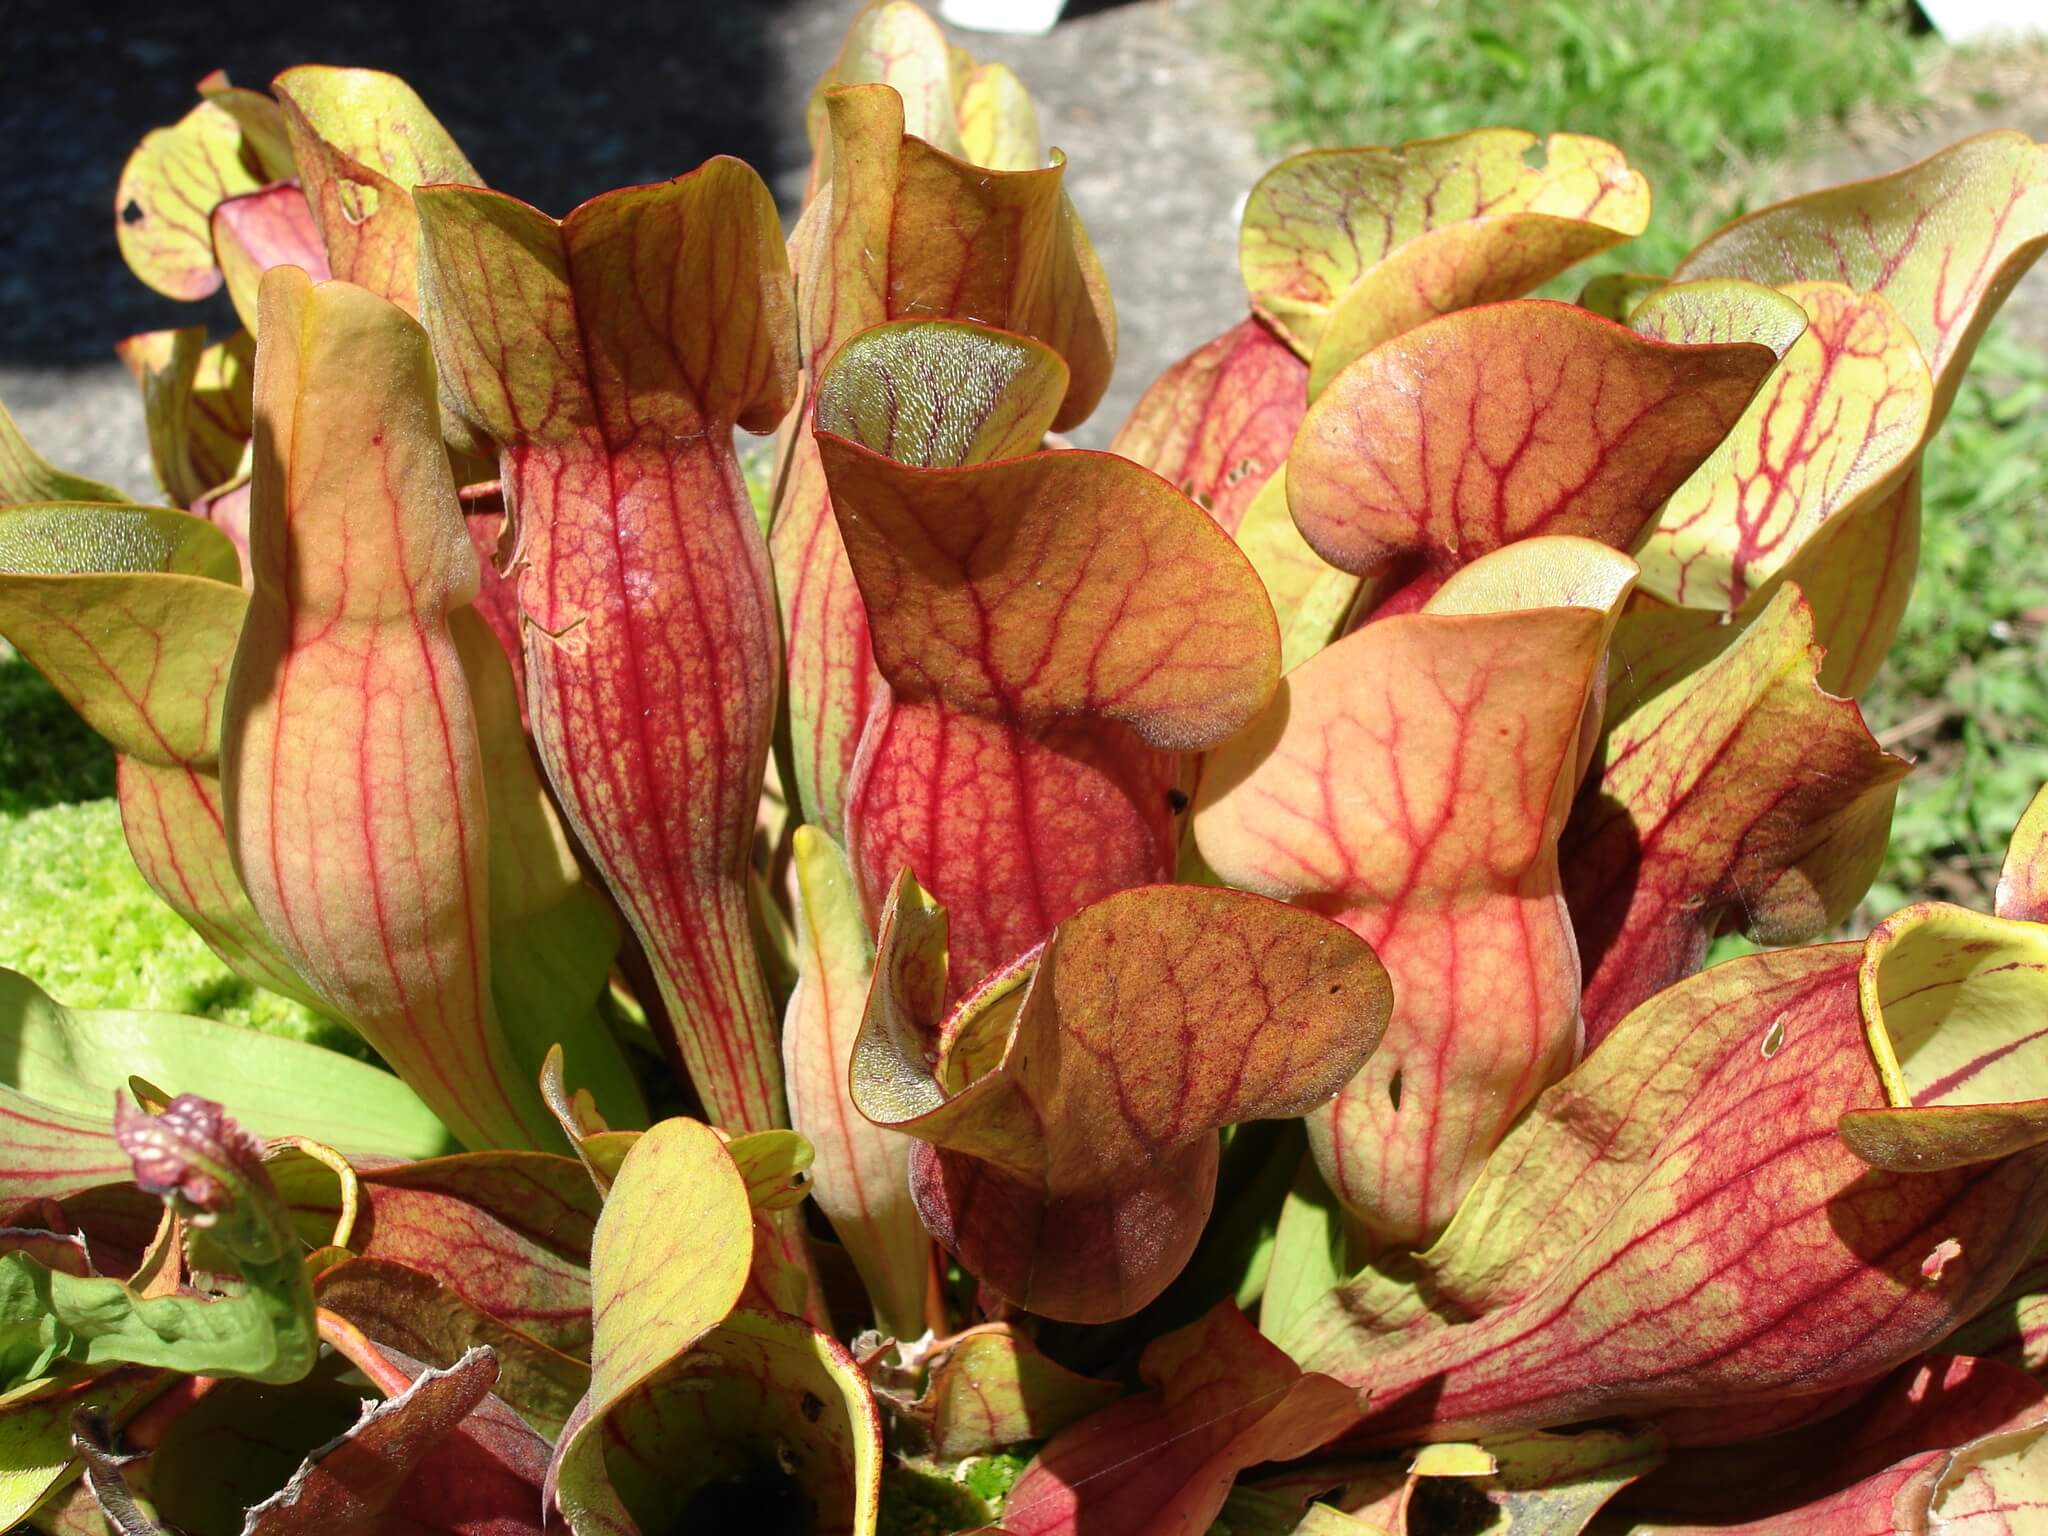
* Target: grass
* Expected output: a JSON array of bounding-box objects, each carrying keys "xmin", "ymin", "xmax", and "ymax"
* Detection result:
[
  {"xmin": 1213, "ymin": 0, "xmax": 2048, "ymax": 921},
  {"xmin": 1861, "ymin": 324, "xmax": 2048, "ymax": 916},
  {"xmin": 1214, "ymin": 0, "xmax": 1926, "ymax": 275}
]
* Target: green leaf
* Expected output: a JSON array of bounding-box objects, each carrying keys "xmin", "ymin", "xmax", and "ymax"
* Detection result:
[
  {"xmin": 1260, "ymin": 1152, "xmax": 1348, "ymax": 1346},
  {"xmin": 0, "ymin": 968, "xmax": 453, "ymax": 1161},
  {"xmin": 450, "ymin": 609, "xmax": 645, "ymax": 1133},
  {"xmin": 723, "ymin": 1129, "xmax": 817, "ymax": 1212},
  {"xmin": 584, "ymin": 1120, "xmax": 751, "ymax": 1409},
  {"xmin": 546, "ymin": 1116, "xmax": 754, "ymax": 1529},
  {"xmin": 569, "ymin": 1309, "xmax": 885, "ymax": 1536},
  {"xmin": 0, "ymin": 1369, "xmax": 159, "ymax": 1528},
  {"xmin": 0, "ymin": 406, "xmax": 129, "ymax": 507},
  {"xmin": 1, "ymin": 1096, "xmax": 316, "ymax": 1389},
  {"xmin": 546, "ymin": 1119, "xmax": 883, "ymax": 1533}
]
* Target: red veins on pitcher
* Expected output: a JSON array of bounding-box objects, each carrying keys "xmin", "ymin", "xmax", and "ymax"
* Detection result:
[
  {"xmin": 222, "ymin": 268, "xmax": 556, "ymax": 1152},
  {"xmin": 774, "ymin": 60, "xmax": 1114, "ymax": 842},
  {"xmin": 1287, "ymin": 907, "xmax": 2048, "ymax": 1446},
  {"xmin": 851, "ymin": 877, "xmax": 1388, "ymax": 1321},
  {"xmin": 817, "ymin": 320, "xmax": 1278, "ymax": 995},
  {"xmin": 414, "ymin": 159, "xmax": 797, "ymax": 1135},
  {"xmin": 1288, "ymin": 299, "xmax": 1775, "ymax": 619},
  {"xmin": 1196, "ymin": 538, "xmax": 1635, "ymax": 1250}
]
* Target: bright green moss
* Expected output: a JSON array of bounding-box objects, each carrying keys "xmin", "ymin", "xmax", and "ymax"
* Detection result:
[
  {"xmin": 0, "ymin": 797, "xmax": 359, "ymax": 1055},
  {"xmin": 876, "ymin": 1450, "xmax": 1037, "ymax": 1536},
  {"xmin": 957, "ymin": 1450, "xmax": 1031, "ymax": 1508}
]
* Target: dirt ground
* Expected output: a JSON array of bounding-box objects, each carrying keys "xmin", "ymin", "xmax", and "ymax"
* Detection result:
[{"xmin": 1786, "ymin": 46, "xmax": 2048, "ymax": 350}]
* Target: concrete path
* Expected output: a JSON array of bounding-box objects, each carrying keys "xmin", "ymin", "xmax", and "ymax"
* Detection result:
[
  {"xmin": 5, "ymin": 1, "xmax": 2042, "ymax": 500},
  {"xmin": 776, "ymin": 0, "xmax": 1265, "ymax": 442},
  {"xmin": 2, "ymin": 0, "xmax": 1260, "ymax": 494}
]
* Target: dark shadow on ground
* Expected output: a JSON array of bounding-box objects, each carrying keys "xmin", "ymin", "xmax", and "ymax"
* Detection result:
[
  {"xmin": 2, "ymin": 0, "xmax": 803, "ymax": 365},
  {"xmin": 0, "ymin": 653, "xmax": 116, "ymax": 815}
]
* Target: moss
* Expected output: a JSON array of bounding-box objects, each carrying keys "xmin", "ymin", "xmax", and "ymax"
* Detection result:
[
  {"xmin": 0, "ymin": 797, "xmax": 358, "ymax": 1054},
  {"xmin": 957, "ymin": 1450, "xmax": 1032, "ymax": 1508},
  {"xmin": 870, "ymin": 1449, "xmax": 1039, "ymax": 1535},
  {"xmin": 876, "ymin": 1463, "xmax": 995, "ymax": 1536},
  {"xmin": 0, "ymin": 642, "xmax": 356, "ymax": 1050}
]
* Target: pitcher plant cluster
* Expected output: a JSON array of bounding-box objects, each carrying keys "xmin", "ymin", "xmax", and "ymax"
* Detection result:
[{"xmin": 3, "ymin": 4, "xmax": 2048, "ymax": 1532}]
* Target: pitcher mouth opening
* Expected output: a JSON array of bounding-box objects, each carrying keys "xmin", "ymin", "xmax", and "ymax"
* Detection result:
[{"xmin": 674, "ymin": 1458, "xmax": 819, "ymax": 1536}]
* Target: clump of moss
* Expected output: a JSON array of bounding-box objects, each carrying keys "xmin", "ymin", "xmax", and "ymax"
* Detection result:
[
  {"xmin": 957, "ymin": 1451, "xmax": 1032, "ymax": 1509},
  {"xmin": 877, "ymin": 1466, "xmax": 988, "ymax": 1536},
  {"xmin": 0, "ymin": 796, "xmax": 359, "ymax": 1054},
  {"xmin": 875, "ymin": 1449, "xmax": 1036, "ymax": 1536}
]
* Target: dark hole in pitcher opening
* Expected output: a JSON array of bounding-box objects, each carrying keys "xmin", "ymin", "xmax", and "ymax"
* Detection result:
[
  {"xmin": 1407, "ymin": 1473, "xmax": 1498, "ymax": 1534},
  {"xmin": 675, "ymin": 1461, "xmax": 817, "ymax": 1536}
]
